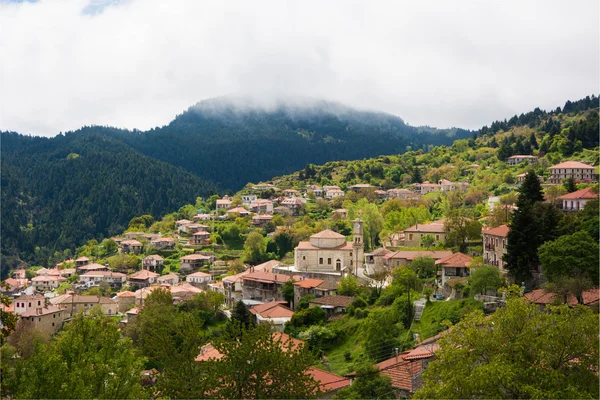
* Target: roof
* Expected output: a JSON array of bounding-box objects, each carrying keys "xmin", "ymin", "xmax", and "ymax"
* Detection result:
[
  {"xmin": 21, "ymin": 304, "xmax": 63, "ymax": 317},
  {"xmin": 77, "ymin": 263, "xmax": 109, "ymax": 271},
  {"xmin": 508, "ymin": 155, "xmax": 538, "ymax": 159},
  {"xmin": 242, "ymin": 271, "xmax": 299, "ymax": 284},
  {"xmin": 404, "ymin": 222, "xmax": 445, "ymax": 233},
  {"xmin": 524, "ymin": 288, "xmax": 600, "ymax": 306},
  {"xmin": 371, "ymin": 248, "xmax": 393, "ymax": 257},
  {"xmin": 384, "ymin": 250, "xmax": 453, "ymax": 261},
  {"xmin": 31, "ymin": 275, "xmax": 66, "ymax": 282},
  {"xmin": 296, "ymin": 241, "xmax": 353, "ymax": 251},
  {"xmin": 152, "ymin": 237, "xmax": 176, "ymax": 242},
  {"xmin": 75, "ymin": 256, "xmax": 90, "ymax": 261},
  {"xmin": 250, "ymin": 301, "xmax": 294, "ymax": 319},
  {"xmin": 306, "ymin": 367, "xmax": 351, "ymax": 393},
  {"xmin": 116, "ymin": 290, "xmax": 136, "ymax": 297},
  {"xmin": 311, "ymin": 229, "xmax": 345, "ymax": 239},
  {"xmin": 404, "ymin": 344, "xmax": 439, "ymax": 360},
  {"xmin": 187, "ymin": 271, "xmax": 212, "ymax": 278},
  {"xmin": 129, "ymin": 270, "xmax": 160, "ymax": 280},
  {"xmin": 293, "ymin": 278, "xmax": 325, "ymax": 289},
  {"xmin": 195, "ymin": 333, "xmax": 303, "ymax": 362},
  {"xmin": 181, "ymin": 254, "xmax": 212, "ymax": 261},
  {"xmin": 157, "ymin": 273, "xmax": 179, "ymax": 281},
  {"xmin": 482, "ymin": 224, "xmax": 510, "ymax": 237},
  {"xmin": 226, "ymin": 207, "xmax": 250, "ymax": 214},
  {"xmin": 144, "ymin": 254, "xmax": 164, "ymax": 261},
  {"xmin": 81, "ymin": 270, "xmax": 126, "ymax": 278},
  {"xmin": 309, "ymin": 295, "xmax": 354, "ymax": 307},
  {"xmin": 435, "ymin": 252, "xmax": 473, "ymax": 267},
  {"xmin": 549, "ymin": 161, "xmax": 594, "ymax": 170},
  {"xmin": 558, "ymin": 187, "xmax": 598, "ymax": 200},
  {"xmin": 195, "ymin": 343, "xmax": 225, "ymax": 361},
  {"xmin": 121, "ymin": 240, "xmax": 142, "ymax": 246}
]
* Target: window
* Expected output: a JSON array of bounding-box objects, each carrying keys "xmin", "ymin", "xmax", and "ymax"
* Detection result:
[
  {"xmin": 29, "ymin": 302, "xmax": 31, "ymax": 307},
  {"xmin": 52, "ymin": 323, "xmax": 55, "ymax": 327},
  {"xmin": 409, "ymin": 234, "xmax": 414, "ymax": 241},
  {"xmin": 53, "ymin": 314, "xmax": 55, "ymax": 318},
  {"xmin": 319, "ymin": 258, "xmax": 323, "ymax": 264},
  {"xmin": 302, "ymin": 256, "xmax": 306, "ymax": 260},
  {"xmin": 435, "ymin": 234, "xmax": 440, "ymax": 241},
  {"xmin": 350, "ymin": 252, "xmax": 352, "ymax": 257},
  {"xmin": 38, "ymin": 301, "xmax": 41, "ymax": 306},
  {"xmin": 327, "ymin": 258, "xmax": 332, "ymax": 265},
  {"xmin": 38, "ymin": 318, "xmax": 41, "ymax": 322}
]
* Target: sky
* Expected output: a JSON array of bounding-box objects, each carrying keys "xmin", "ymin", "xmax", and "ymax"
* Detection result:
[{"xmin": 0, "ymin": 0, "xmax": 598, "ymax": 137}]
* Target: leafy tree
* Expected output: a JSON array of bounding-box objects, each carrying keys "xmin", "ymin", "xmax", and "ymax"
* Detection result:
[
  {"xmin": 210, "ymin": 324, "xmax": 320, "ymax": 399},
  {"xmin": 421, "ymin": 234, "xmax": 435, "ymax": 248},
  {"xmin": 107, "ymin": 253, "xmax": 139, "ymax": 271},
  {"xmin": 337, "ymin": 274, "xmax": 361, "ymax": 297},
  {"xmin": 227, "ymin": 258, "xmax": 245, "ymax": 274},
  {"xmin": 281, "ymin": 280, "xmax": 295, "ymax": 307},
  {"xmin": 363, "ymin": 308, "xmax": 400, "ymax": 362},
  {"xmin": 243, "ymin": 231, "xmax": 267, "ymax": 263},
  {"xmin": 296, "ymin": 294, "xmax": 315, "ymax": 311},
  {"xmin": 16, "ymin": 308, "xmax": 146, "ymax": 399},
  {"xmin": 230, "ymin": 300, "xmax": 253, "ymax": 330},
  {"xmin": 414, "ymin": 297, "xmax": 599, "ymax": 399},
  {"xmin": 287, "ymin": 307, "xmax": 326, "ymax": 329},
  {"xmin": 444, "ymin": 209, "xmax": 482, "ymax": 252},
  {"xmin": 538, "ymin": 231, "xmax": 599, "ymax": 300},
  {"xmin": 410, "ymin": 256, "xmax": 436, "ymax": 279},
  {"xmin": 333, "ymin": 363, "xmax": 395, "ymax": 399},
  {"xmin": 468, "ymin": 265, "xmax": 503, "ymax": 295},
  {"xmin": 0, "ymin": 283, "xmax": 18, "ymax": 344}
]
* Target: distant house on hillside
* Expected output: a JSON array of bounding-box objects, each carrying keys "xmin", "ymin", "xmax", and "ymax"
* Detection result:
[
  {"xmin": 180, "ymin": 254, "xmax": 212, "ymax": 273},
  {"xmin": 549, "ymin": 161, "xmax": 596, "ymax": 184},
  {"xmin": 216, "ymin": 196, "xmax": 232, "ymax": 211},
  {"xmin": 436, "ymin": 252, "xmax": 473, "ymax": 287},
  {"xmin": 121, "ymin": 240, "xmax": 143, "ymax": 254},
  {"xmin": 150, "ymin": 237, "xmax": 176, "ymax": 249},
  {"xmin": 558, "ymin": 187, "xmax": 598, "ymax": 211},
  {"xmin": 383, "ymin": 250, "xmax": 453, "ymax": 268},
  {"xmin": 403, "ymin": 220, "xmax": 446, "ymax": 247},
  {"xmin": 412, "ymin": 182, "xmax": 440, "ymax": 195},
  {"xmin": 506, "ymin": 155, "xmax": 538, "ymax": 165},
  {"xmin": 142, "ymin": 255, "xmax": 164, "ymax": 272}
]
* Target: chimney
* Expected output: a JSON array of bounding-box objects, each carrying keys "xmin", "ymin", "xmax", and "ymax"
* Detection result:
[
  {"xmin": 415, "ymin": 223, "xmax": 419, "ymax": 231},
  {"xmin": 395, "ymin": 348, "xmax": 399, "ymax": 361}
]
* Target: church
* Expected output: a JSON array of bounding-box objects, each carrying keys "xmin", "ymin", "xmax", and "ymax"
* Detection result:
[{"xmin": 294, "ymin": 219, "xmax": 364, "ymax": 275}]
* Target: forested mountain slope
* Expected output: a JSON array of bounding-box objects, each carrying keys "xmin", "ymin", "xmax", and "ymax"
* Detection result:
[
  {"xmin": 1, "ymin": 131, "xmax": 219, "ymax": 269},
  {"xmin": 104, "ymin": 97, "xmax": 472, "ymax": 190}
]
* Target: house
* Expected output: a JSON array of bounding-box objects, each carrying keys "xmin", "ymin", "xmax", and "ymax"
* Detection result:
[
  {"xmin": 1, "ymin": 278, "xmax": 26, "ymax": 296},
  {"xmin": 252, "ymin": 183, "xmax": 277, "ymax": 192},
  {"xmin": 226, "ymin": 207, "xmax": 252, "ymax": 217},
  {"xmin": 190, "ymin": 231, "xmax": 211, "ymax": 245},
  {"xmin": 58, "ymin": 268, "xmax": 76, "ymax": 278},
  {"xmin": 179, "ymin": 223, "xmax": 209, "ymax": 234},
  {"xmin": 142, "ymin": 255, "xmax": 164, "ymax": 271},
  {"xmin": 180, "ymin": 254, "xmax": 212, "ymax": 273},
  {"xmin": 306, "ymin": 185, "xmax": 323, "ymax": 197},
  {"xmin": 482, "ymin": 224, "xmax": 510, "ymax": 274},
  {"xmin": 365, "ymin": 248, "xmax": 393, "ymax": 273},
  {"xmin": 524, "ymin": 288, "xmax": 600, "ymax": 309},
  {"xmin": 293, "ymin": 278, "xmax": 338, "ymax": 308},
  {"xmin": 273, "ymin": 206, "xmax": 291, "ymax": 216},
  {"xmin": 506, "ymin": 155, "xmax": 538, "ymax": 165},
  {"xmin": 350, "ymin": 183, "xmax": 373, "ymax": 192},
  {"xmin": 558, "ymin": 187, "xmax": 598, "ymax": 211},
  {"xmin": 12, "ymin": 269, "xmax": 27, "ymax": 279},
  {"xmin": 362, "ymin": 343, "xmax": 439, "ymax": 397},
  {"xmin": 222, "ymin": 260, "xmax": 279, "ymax": 306},
  {"xmin": 309, "ymin": 295, "xmax": 354, "ymax": 317},
  {"xmin": 75, "ymin": 263, "xmax": 110, "ymax": 275},
  {"xmin": 208, "ymin": 281, "xmax": 225, "ymax": 295},
  {"xmin": 436, "ymin": 252, "xmax": 473, "ymax": 287},
  {"xmin": 325, "ymin": 189, "xmax": 345, "ymax": 200},
  {"xmin": 412, "ymin": 182, "xmax": 440, "ymax": 195},
  {"xmin": 80, "ymin": 271, "xmax": 127, "ymax": 287},
  {"xmin": 438, "ymin": 179, "xmax": 469, "ymax": 192},
  {"xmin": 124, "ymin": 232, "xmax": 146, "ymax": 240},
  {"xmin": 280, "ymin": 198, "xmax": 303, "ymax": 214},
  {"xmin": 116, "ymin": 291, "xmax": 136, "ymax": 313},
  {"xmin": 31, "ymin": 275, "xmax": 66, "ymax": 291},
  {"xmin": 193, "ymin": 213, "xmax": 213, "ymax": 221},
  {"xmin": 387, "ymin": 188, "xmax": 415, "ymax": 199},
  {"xmin": 150, "ymin": 237, "xmax": 176, "ymax": 249},
  {"xmin": 75, "ymin": 256, "xmax": 90, "ymax": 268},
  {"xmin": 375, "ymin": 189, "xmax": 388, "ymax": 200},
  {"xmin": 216, "ymin": 196, "xmax": 232, "ymax": 211},
  {"xmin": 249, "ymin": 301, "xmax": 294, "ymax": 331},
  {"xmin": 34, "ymin": 267, "xmax": 52, "ymax": 276},
  {"xmin": 331, "ymin": 209, "xmax": 347, "ymax": 219},
  {"xmin": 186, "ymin": 271, "xmax": 212, "ymax": 288},
  {"xmin": 383, "ymin": 250, "xmax": 453, "ymax": 268},
  {"xmin": 517, "ymin": 173, "xmax": 544, "ymax": 184},
  {"xmin": 18, "ymin": 303, "xmax": 65, "ymax": 336},
  {"xmin": 306, "ymin": 367, "xmax": 351, "ymax": 397},
  {"xmin": 241, "ymin": 270, "xmax": 301, "ymax": 302},
  {"xmin": 50, "ymin": 294, "xmax": 118, "ymax": 316},
  {"xmin": 249, "ymin": 199, "xmax": 274, "ymax": 214},
  {"xmin": 121, "ymin": 240, "xmax": 143, "ymax": 254},
  {"xmin": 241, "ymin": 194, "xmax": 257, "ymax": 205},
  {"xmin": 283, "ymin": 189, "xmax": 301, "ymax": 198},
  {"xmin": 403, "ymin": 220, "xmax": 446, "ymax": 247},
  {"xmin": 294, "ymin": 221, "xmax": 364, "ymax": 275},
  {"xmin": 157, "ymin": 273, "xmax": 179, "ymax": 286},
  {"xmin": 252, "ymin": 214, "xmax": 273, "ymax": 226},
  {"xmin": 128, "ymin": 270, "xmax": 160, "ymax": 289},
  {"xmin": 176, "ymin": 219, "xmax": 192, "ymax": 228},
  {"xmin": 549, "ymin": 161, "xmax": 596, "ymax": 184}
]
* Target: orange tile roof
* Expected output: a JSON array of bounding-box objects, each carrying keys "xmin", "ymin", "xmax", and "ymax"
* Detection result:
[
  {"xmin": 187, "ymin": 271, "xmax": 212, "ymax": 278},
  {"xmin": 195, "ymin": 343, "xmax": 225, "ymax": 362},
  {"xmin": 435, "ymin": 252, "xmax": 472, "ymax": 267},
  {"xmin": 549, "ymin": 161, "xmax": 594, "ymax": 170},
  {"xmin": 310, "ymin": 229, "xmax": 345, "ymax": 239},
  {"xmin": 404, "ymin": 344, "xmax": 439, "ymax": 360},
  {"xmin": 558, "ymin": 187, "xmax": 599, "ymax": 200},
  {"xmin": 306, "ymin": 367, "xmax": 351, "ymax": 393},
  {"xmin": 309, "ymin": 295, "xmax": 354, "ymax": 307},
  {"xmin": 296, "ymin": 241, "xmax": 353, "ymax": 251},
  {"xmin": 250, "ymin": 301, "xmax": 294, "ymax": 318},
  {"xmin": 384, "ymin": 250, "xmax": 453, "ymax": 261},
  {"xmin": 116, "ymin": 291, "xmax": 136, "ymax": 297},
  {"xmin": 293, "ymin": 278, "xmax": 325, "ymax": 289},
  {"xmin": 524, "ymin": 288, "xmax": 599, "ymax": 306},
  {"xmin": 129, "ymin": 270, "xmax": 160, "ymax": 280},
  {"xmin": 482, "ymin": 224, "xmax": 510, "ymax": 237},
  {"xmin": 404, "ymin": 222, "xmax": 445, "ymax": 233}
]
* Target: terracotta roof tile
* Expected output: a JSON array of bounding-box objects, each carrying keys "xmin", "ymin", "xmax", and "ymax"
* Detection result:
[
  {"xmin": 309, "ymin": 295, "xmax": 354, "ymax": 307},
  {"xmin": 549, "ymin": 161, "xmax": 594, "ymax": 170},
  {"xmin": 311, "ymin": 229, "xmax": 345, "ymax": 239},
  {"xmin": 558, "ymin": 187, "xmax": 598, "ymax": 200},
  {"xmin": 482, "ymin": 224, "xmax": 510, "ymax": 237},
  {"xmin": 435, "ymin": 252, "xmax": 472, "ymax": 267}
]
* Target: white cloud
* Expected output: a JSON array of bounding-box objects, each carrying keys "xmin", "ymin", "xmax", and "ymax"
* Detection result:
[{"xmin": 0, "ymin": 0, "xmax": 597, "ymax": 136}]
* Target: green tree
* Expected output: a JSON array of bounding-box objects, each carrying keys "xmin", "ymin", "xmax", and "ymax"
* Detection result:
[
  {"xmin": 17, "ymin": 308, "xmax": 146, "ymax": 399},
  {"xmin": 363, "ymin": 308, "xmax": 399, "ymax": 362},
  {"xmin": 414, "ymin": 297, "xmax": 599, "ymax": 399},
  {"xmin": 333, "ymin": 363, "xmax": 395, "ymax": 399},
  {"xmin": 410, "ymin": 256, "xmax": 436, "ymax": 279},
  {"xmin": 444, "ymin": 210, "xmax": 482, "ymax": 252},
  {"xmin": 243, "ymin": 231, "xmax": 267, "ymax": 263},
  {"xmin": 421, "ymin": 234, "xmax": 435, "ymax": 248},
  {"xmin": 468, "ymin": 265, "xmax": 503, "ymax": 295},
  {"xmin": 563, "ymin": 177, "xmax": 577, "ymax": 193},
  {"xmin": 337, "ymin": 274, "xmax": 361, "ymax": 296},
  {"xmin": 0, "ymin": 283, "xmax": 18, "ymax": 344},
  {"xmin": 210, "ymin": 324, "xmax": 320, "ymax": 399},
  {"xmin": 230, "ymin": 300, "xmax": 253, "ymax": 329},
  {"xmin": 281, "ymin": 280, "xmax": 295, "ymax": 307}
]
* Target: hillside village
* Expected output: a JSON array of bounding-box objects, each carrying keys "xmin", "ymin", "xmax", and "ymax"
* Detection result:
[{"xmin": 1, "ymin": 103, "xmax": 599, "ymax": 398}]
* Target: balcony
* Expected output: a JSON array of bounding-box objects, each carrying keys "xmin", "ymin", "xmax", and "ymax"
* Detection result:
[{"xmin": 484, "ymin": 244, "xmax": 496, "ymax": 251}]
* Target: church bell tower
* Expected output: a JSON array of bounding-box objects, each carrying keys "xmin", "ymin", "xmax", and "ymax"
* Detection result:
[{"xmin": 352, "ymin": 218, "xmax": 364, "ymax": 276}]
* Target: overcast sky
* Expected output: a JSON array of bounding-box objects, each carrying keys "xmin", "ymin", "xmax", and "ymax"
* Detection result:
[{"xmin": 1, "ymin": 0, "xmax": 598, "ymax": 137}]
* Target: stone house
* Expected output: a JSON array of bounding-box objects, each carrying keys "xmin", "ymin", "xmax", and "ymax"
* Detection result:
[
  {"xmin": 294, "ymin": 221, "xmax": 364, "ymax": 275},
  {"xmin": 325, "ymin": 188, "xmax": 345, "ymax": 200},
  {"xmin": 121, "ymin": 240, "xmax": 143, "ymax": 254},
  {"xmin": 31, "ymin": 275, "xmax": 66, "ymax": 291},
  {"xmin": 365, "ymin": 248, "xmax": 393, "ymax": 274},
  {"xmin": 50, "ymin": 294, "xmax": 118, "ymax": 316},
  {"xmin": 506, "ymin": 155, "xmax": 538, "ymax": 165},
  {"xmin": 252, "ymin": 214, "xmax": 273, "ymax": 226},
  {"xmin": 216, "ymin": 196, "xmax": 232, "ymax": 211},
  {"xmin": 76, "ymin": 263, "xmax": 110, "ymax": 275},
  {"xmin": 283, "ymin": 189, "xmax": 301, "ymax": 198},
  {"xmin": 292, "ymin": 278, "xmax": 338, "ymax": 309},
  {"xmin": 150, "ymin": 237, "xmax": 176, "ymax": 250},
  {"xmin": 116, "ymin": 291, "xmax": 136, "ymax": 313},
  {"xmin": 387, "ymin": 188, "xmax": 415, "ymax": 199},
  {"xmin": 142, "ymin": 255, "xmax": 164, "ymax": 271},
  {"xmin": 241, "ymin": 270, "xmax": 301, "ymax": 302},
  {"xmin": 249, "ymin": 301, "xmax": 294, "ymax": 331},
  {"xmin": 18, "ymin": 304, "xmax": 65, "ymax": 336},
  {"xmin": 75, "ymin": 256, "xmax": 90, "ymax": 268},
  {"xmin": 190, "ymin": 231, "xmax": 211, "ymax": 245},
  {"xmin": 180, "ymin": 254, "xmax": 212, "ymax": 273},
  {"xmin": 186, "ymin": 271, "xmax": 212, "ymax": 288},
  {"xmin": 436, "ymin": 252, "xmax": 473, "ymax": 287},
  {"xmin": 403, "ymin": 220, "xmax": 446, "ymax": 247},
  {"xmin": 383, "ymin": 250, "xmax": 453, "ymax": 268},
  {"xmin": 482, "ymin": 224, "xmax": 510, "ymax": 274},
  {"xmin": 306, "ymin": 185, "xmax": 323, "ymax": 197},
  {"xmin": 241, "ymin": 194, "xmax": 257, "ymax": 205},
  {"xmin": 128, "ymin": 270, "xmax": 160, "ymax": 289},
  {"xmin": 412, "ymin": 182, "xmax": 440, "ymax": 195},
  {"xmin": 157, "ymin": 273, "xmax": 180, "ymax": 286},
  {"xmin": 80, "ymin": 270, "xmax": 127, "ymax": 288},
  {"xmin": 309, "ymin": 295, "xmax": 354, "ymax": 317},
  {"xmin": 249, "ymin": 199, "xmax": 274, "ymax": 214},
  {"xmin": 280, "ymin": 198, "xmax": 303, "ymax": 214},
  {"xmin": 350, "ymin": 184, "xmax": 373, "ymax": 192}
]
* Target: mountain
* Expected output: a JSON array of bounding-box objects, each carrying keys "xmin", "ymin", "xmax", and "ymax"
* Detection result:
[
  {"xmin": 100, "ymin": 97, "xmax": 473, "ymax": 190},
  {"xmin": 1, "ymin": 130, "xmax": 220, "ymax": 269}
]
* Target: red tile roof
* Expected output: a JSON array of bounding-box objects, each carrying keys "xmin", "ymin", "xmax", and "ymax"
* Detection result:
[
  {"xmin": 384, "ymin": 250, "xmax": 453, "ymax": 261},
  {"xmin": 187, "ymin": 271, "xmax": 212, "ymax": 278},
  {"xmin": 195, "ymin": 343, "xmax": 225, "ymax": 361},
  {"xmin": 306, "ymin": 367, "xmax": 351, "ymax": 393},
  {"xmin": 404, "ymin": 222, "xmax": 445, "ymax": 233},
  {"xmin": 558, "ymin": 187, "xmax": 599, "ymax": 200},
  {"xmin": 549, "ymin": 161, "xmax": 594, "ymax": 170},
  {"xmin": 293, "ymin": 278, "xmax": 325, "ymax": 289},
  {"xmin": 311, "ymin": 229, "xmax": 345, "ymax": 239},
  {"xmin": 435, "ymin": 252, "xmax": 473, "ymax": 267},
  {"xmin": 524, "ymin": 288, "xmax": 600, "ymax": 306},
  {"xmin": 129, "ymin": 270, "xmax": 160, "ymax": 280},
  {"xmin": 309, "ymin": 295, "xmax": 354, "ymax": 308},
  {"xmin": 482, "ymin": 224, "xmax": 510, "ymax": 237},
  {"xmin": 250, "ymin": 301, "xmax": 294, "ymax": 318}
]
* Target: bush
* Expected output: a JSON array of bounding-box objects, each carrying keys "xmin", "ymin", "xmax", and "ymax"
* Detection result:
[
  {"xmin": 296, "ymin": 295, "xmax": 315, "ymax": 311},
  {"xmin": 419, "ymin": 299, "xmax": 483, "ymax": 339},
  {"xmin": 297, "ymin": 325, "xmax": 345, "ymax": 351},
  {"xmin": 288, "ymin": 306, "xmax": 327, "ymax": 329}
]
